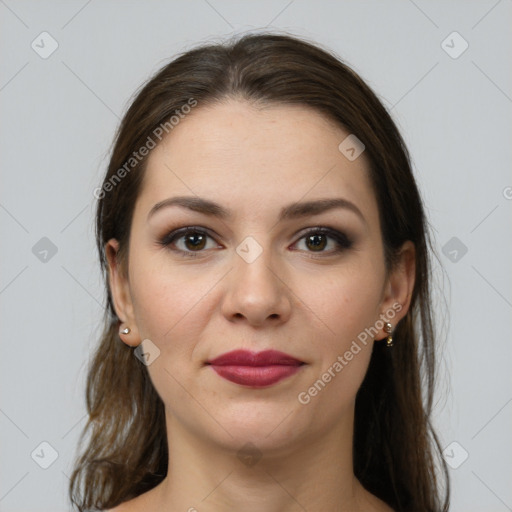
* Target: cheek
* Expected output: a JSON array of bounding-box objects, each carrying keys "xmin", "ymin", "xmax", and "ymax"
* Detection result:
[
  {"xmin": 295, "ymin": 308, "xmax": 376, "ymax": 428},
  {"xmin": 298, "ymin": 261, "xmax": 384, "ymax": 347},
  {"xmin": 129, "ymin": 246, "xmax": 217, "ymax": 339},
  {"xmin": 128, "ymin": 262, "xmax": 215, "ymax": 412},
  {"xmin": 292, "ymin": 262, "xmax": 383, "ymax": 406}
]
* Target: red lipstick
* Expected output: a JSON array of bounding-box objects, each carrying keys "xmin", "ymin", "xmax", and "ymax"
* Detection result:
[{"xmin": 207, "ymin": 350, "xmax": 304, "ymax": 387}]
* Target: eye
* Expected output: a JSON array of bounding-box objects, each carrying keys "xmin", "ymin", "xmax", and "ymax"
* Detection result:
[
  {"xmin": 293, "ymin": 227, "xmax": 353, "ymax": 255},
  {"xmin": 159, "ymin": 227, "xmax": 219, "ymax": 257},
  {"xmin": 159, "ymin": 226, "xmax": 353, "ymax": 258}
]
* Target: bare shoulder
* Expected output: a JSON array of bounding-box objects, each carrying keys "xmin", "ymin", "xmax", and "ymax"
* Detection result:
[
  {"xmin": 373, "ymin": 496, "xmax": 395, "ymax": 512},
  {"xmin": 358, "ymin": 488, "xmax": 395, "ymax": 512},
  {"xmin": 368, "ymin": 494, "xmax": 394, "ymax": 512},
  {"xmin": 105, "ymin": 487, "xmax": 157, "ymax": 512},
  {"xmin": 105, "ymin": 497, "xmax": 139, "ymax": 512},
  {"xmin": 379, "ymin": 501, "xmax": 395, "ymax": 512},
  {"xmin": 105, "ymin": 504, "xmax": 129, "ymax": 512}
]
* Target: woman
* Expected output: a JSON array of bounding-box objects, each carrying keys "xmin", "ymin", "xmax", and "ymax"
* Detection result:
[{"xmin": 69, "ymin": 33, "xmax": 450, "ymax": 511}]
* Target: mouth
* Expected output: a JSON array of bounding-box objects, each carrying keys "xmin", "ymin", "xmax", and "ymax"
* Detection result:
[{"xmin": 206, "ymin": 350, "xmax": 305, "ymax": 388}]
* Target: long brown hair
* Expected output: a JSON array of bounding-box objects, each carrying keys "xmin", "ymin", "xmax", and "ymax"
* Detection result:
[{"xmin": 69, "ymin": 32, "xmax": 450, "ymax": 511}]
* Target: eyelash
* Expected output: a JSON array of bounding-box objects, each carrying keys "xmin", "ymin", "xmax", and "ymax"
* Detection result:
[{"xmin": 158, "ymin": 226, "xmax": 353, "ymax": 258}]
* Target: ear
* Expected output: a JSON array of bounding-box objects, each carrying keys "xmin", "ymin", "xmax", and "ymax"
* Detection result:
[
  {"xmin": 376, "ymin": 240, "xmax": 416, "ymax": 340},
  {"xmin": 105, "ymin": 238, "xmax": 141, "ymax": 347}
]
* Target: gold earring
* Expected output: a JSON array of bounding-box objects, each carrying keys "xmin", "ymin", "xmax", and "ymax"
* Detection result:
[
  {"xmin": 120, "ymin": 326, "xmax": 131, "ymax": 335},
  {"xmin": 384, "ymin": 322, "xmax": 393, "ymax": 347}
]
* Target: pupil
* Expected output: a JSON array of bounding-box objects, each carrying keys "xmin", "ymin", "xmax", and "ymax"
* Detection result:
[
  {"xmin": 307, "ymin": 234, "xmax": 326, "ymax": 251},
  {"xmin": 186, "ymin": 233, "xmax": 205, "ymax": 250}
]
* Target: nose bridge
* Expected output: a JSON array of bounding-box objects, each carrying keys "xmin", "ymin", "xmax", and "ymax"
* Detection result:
[{"xmin": 223, "ymin": 234, "xmax": 291, "ymax": 324}]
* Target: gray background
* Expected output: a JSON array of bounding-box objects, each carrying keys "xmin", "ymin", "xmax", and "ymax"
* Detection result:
[{"xmin": 1, "ymin": 1, "xmax": 511, "ymax": 511}]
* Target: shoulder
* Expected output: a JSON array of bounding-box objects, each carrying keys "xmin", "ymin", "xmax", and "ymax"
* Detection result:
[
  {"xmin": 105, "ymin": 488, "xmax": 155, "ymax": 512},
  {"xmin": 105, "ymin": 500, "xmax": 136, "ymax": 512},
  {"xmin": 358, "ymin": 488, "xmax": 395, "ymax": 512}
]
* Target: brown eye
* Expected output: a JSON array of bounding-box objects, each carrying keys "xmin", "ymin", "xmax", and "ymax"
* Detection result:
[
  {"xmin": 159, "ymin": 227, "xmax": 219, "ymax": 257},
  {"xmin": 184, "ymin": 232, "xmax": 207, "ymax": 251},
  {"xmin": 294, "ymin": 228, "xmax": 353, "ymax": 255},
  {"xmin": 305, "ymin": 233, "xmax": 327, "ymax": 251}
]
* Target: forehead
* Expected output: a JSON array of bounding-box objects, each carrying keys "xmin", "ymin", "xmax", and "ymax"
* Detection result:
[{"xmin": 135, "ymin": 99, "xmax": 378, "ymax": 226}]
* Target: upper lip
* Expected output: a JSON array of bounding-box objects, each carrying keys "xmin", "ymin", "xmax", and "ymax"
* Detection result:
[{"xmin": 207, "ymin": 350, "xmax": 304, "ymax": 367}]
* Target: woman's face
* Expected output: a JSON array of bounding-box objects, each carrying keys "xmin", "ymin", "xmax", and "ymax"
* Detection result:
[{"xmin": 107, "ymin": 99, "xmax": 413, "ymax": 453}]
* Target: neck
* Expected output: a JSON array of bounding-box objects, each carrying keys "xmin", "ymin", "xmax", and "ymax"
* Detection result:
[{"xmin": 150, "ymin": 404, "xmax": 373, "ymax": 512}]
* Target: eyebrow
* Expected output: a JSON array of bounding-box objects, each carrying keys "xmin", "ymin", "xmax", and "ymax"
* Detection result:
[{"xmin": 147, "ymin": 196, "xmax": 366, "ymax": 224}]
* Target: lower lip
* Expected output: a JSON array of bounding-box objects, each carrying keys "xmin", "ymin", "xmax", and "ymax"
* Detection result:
[{"xmin": 209, "ymin": 364, "xmax": 303, "ymax": 387}]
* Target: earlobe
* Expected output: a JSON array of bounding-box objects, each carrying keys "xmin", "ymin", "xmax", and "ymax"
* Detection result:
[
  {"xmin": 105, "ymin": 238, "xmax": 142, "ymax": 347},
  {"xmin": 118, "ymin": 323, "xmax": 142, "ymax": 347}
]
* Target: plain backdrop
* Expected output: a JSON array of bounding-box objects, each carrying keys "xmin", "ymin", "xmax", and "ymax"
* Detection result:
[{"xmin": 1, "ymin": 1, "xmax": 511, "ymax": 511}]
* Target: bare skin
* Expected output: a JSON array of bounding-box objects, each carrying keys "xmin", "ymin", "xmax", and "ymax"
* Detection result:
[{"xmin": 106, "ymin": 99, "xmax": 414, "ymax": 512}]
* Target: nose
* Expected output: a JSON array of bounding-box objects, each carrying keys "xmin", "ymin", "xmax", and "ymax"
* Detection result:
[{"xmin": 220, "ymin": 244, "xmax": 292, "ymax": 327}]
